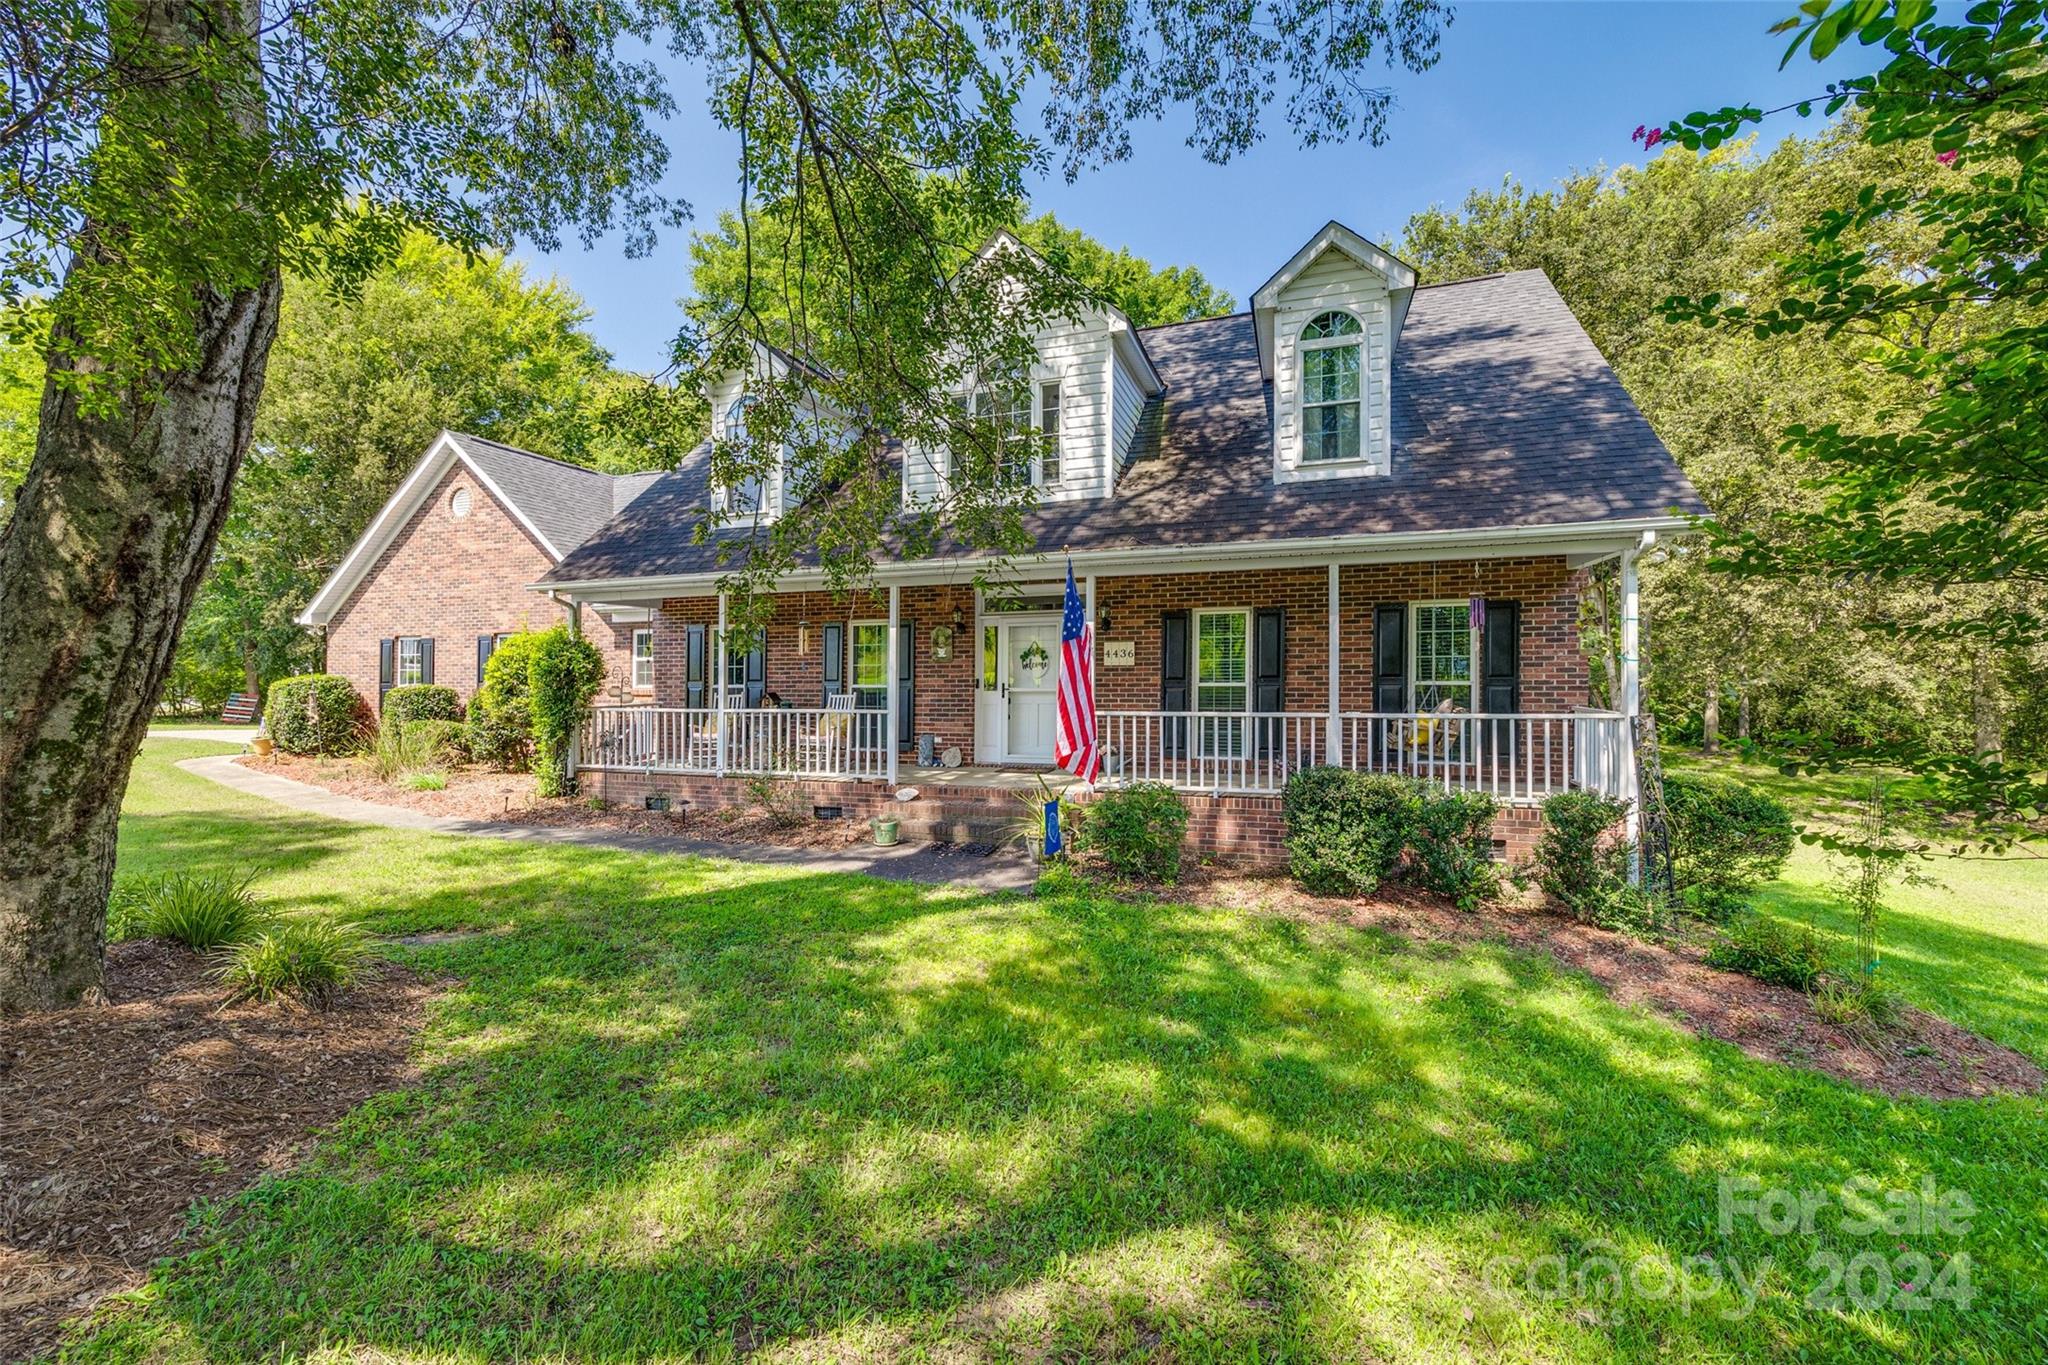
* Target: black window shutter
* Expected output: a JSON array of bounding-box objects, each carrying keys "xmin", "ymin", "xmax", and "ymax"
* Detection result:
[
  {"xmin": 1160, "ymin": 610, "xmax": 1191, "ymax": 758},
  {"xmin": 477, "ymin": 635, "xmax": 494, "ymax": 686},
  {"xmin": 419, "ymin": 637, "xmax": 435, "ymax": 685},
  {"xmin": 897, "ymin": 622, "xmax": 916, "ymax": 750},
  {"xmin": 377, "ymin": 638, "xmax": 394, "ymax": 703},
  {"xmin": 1372, "ymin": 605, "xmax": 1407, "ymax": 713},
  {"xmin": 1483, "ymin": 600, "xmax": 1521, "ymax": 713},
  {"xmin": 745, "ymin": 636, "xmax": 766, "ymax": 706},
  {"xmin": 685, "ymin": 624, "xmax": 706, "ymax": 707},
  {"xmin": 1483, "ymin": 599, "xmax": 1521, "ymax": 765},
  {"xmin": 1254, "ymin": 607, "xmax": 1285, "ymax": 756},
  {"xmin": 822, "ymin": 623, "xmax": 843, "ymax": 702}
]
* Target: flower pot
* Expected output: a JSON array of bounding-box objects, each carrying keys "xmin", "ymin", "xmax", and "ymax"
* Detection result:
[
  {"xmin": 1023, "ymin": 834, "xmax": 1046, "ymax": 862},
  {"xmin": 872, "ymin": 816, "xmax": 900, "ymax": 846},
  {"xmin": 250, "ymin": 736, "xmax": 274, "ymax": 758}
]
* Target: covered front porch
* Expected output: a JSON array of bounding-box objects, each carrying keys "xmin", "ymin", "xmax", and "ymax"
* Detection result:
[{"xmin": 562, "ymin": 541, "xmax": 1651, "ymax": 819}]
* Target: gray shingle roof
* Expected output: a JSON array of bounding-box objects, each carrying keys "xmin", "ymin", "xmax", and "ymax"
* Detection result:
[
  {"xmin": 444, "ymin": 432, "xmax": 661, "ymax": 557},
  {"xmin": 546, "ymin": 269, "xmax": 1704, "ymax": 585}
]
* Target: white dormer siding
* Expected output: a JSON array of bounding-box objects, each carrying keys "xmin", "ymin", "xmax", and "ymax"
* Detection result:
[
  {"xmin": 1271, "ymin": 251, "xmax": 1391, "ymax": 481},
  {"xmin": 908, "ymin": 307, "xmax": 1153, "ymax": 507},
  {"xmin": 707, "ymin": 369, "xmax": 784, "ymax": 522},
  {"xmin": 1251, "ymin": 221, "xmax": 1417, "ymax": 487},
  {"xmin": 706, "ymin": 346, "xmax": 854, "ymax": 523}
]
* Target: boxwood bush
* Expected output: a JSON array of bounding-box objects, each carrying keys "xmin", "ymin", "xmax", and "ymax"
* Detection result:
[
  {"xmin": 1073, "ymin": 781, "xmax": 1189, "ymax": 883},
  {"xmin": 1663, "ymin": 772, "xmax": 1795, "ymax": 915},
  {"xmin": 266, "ymin": 674, "xmax": 371, "ymax": 755},
  {"xmin": 1534, "ymin": 789, "xmax": 1633, "ymax": 923},
  {"xmin": 1282, "ymin": 768, "xmax": 1418, "ymax": 896},
  {"xmin": 1406, "ymin": 787, "xmax": 1501, "ymax": 910},
  {"xmin": 380, "ymin": 683, "xmax": 462, "ymax": 732}
]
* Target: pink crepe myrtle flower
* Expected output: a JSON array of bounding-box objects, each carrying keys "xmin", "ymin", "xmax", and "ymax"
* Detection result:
[
  {"xmin": 1936, "ymin": 149, "xmax": 1959, "ymax": 166},
  {"xmin": 1644, "ymin": 127, "xmax": 1664, "ymax": 150},
  {"xmin": 1632, "ymin": 124, "xmax": 1647, "ymax": 142}
]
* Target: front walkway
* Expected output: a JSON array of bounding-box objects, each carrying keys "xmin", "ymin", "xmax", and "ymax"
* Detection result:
[{"xmin": 176, "ymin": 754, "xmax": 1037, "ymax": 892}]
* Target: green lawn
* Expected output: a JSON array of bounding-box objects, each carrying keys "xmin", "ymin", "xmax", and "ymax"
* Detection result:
[
  {"xmin": 1667, "ymin": 751, "xmax": 2048, "ymax": 1065},
  {"xmin": 62, "ymin": 741, "xmax": 2048, "ymax": 1362}
]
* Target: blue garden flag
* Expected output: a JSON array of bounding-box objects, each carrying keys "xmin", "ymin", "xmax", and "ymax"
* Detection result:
[{"xmin": 1043, "ymin": 799, "xmax": 1063, "ymax": 857}]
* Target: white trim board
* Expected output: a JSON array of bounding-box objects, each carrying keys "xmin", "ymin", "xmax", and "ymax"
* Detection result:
[{"xmin": 295, "ymin": 431, "xmax": 565, "ymax": 627}]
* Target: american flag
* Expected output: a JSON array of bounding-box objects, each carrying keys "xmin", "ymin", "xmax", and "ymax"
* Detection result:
[{"xmin": 1053, "ymin": 558, "xmax": 1101, "ymax": 784}]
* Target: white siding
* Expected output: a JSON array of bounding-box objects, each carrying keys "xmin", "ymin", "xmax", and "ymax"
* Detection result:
[
  {"xmin": 1109, "ymin": 353, "xmax": 1144, "ymax": 478},
  {"xmin": 912, "ymin": 309, "xmax": 1116, "ymax": 506},
  {"xmin": 1271, "ymin": 248, "xmax": 1393, "ymax": 483}
]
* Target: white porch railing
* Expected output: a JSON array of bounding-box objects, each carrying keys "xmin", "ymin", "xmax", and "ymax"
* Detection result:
[
  {"xmin": 1331, "ymin": 710, "xmax": 1629, "ymax": 803},
  {"xmin": 579, "ymin": 705, "xmax": 889, "ymax": 780},
  {"xmin": 1097, "ymin": 710, "xmax": 1329, "ymax": 795},
  {"xmin": 577, "ymin": 705, "xmax": 1630, "ymax": 803}
]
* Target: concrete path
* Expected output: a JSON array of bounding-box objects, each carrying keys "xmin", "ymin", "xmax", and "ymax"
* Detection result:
[
  {"xmin": 175, "ymin": 754, "xmax": 1038, "ymax": 892},
  {"xmin": 150, "ymin": 726, "xmax": 260, "ymax": 744}
]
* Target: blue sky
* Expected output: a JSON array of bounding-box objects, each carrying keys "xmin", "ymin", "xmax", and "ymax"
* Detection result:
[{"xmin": 518, "ymin": 2, "xmax": 1872, "ymax": 373}]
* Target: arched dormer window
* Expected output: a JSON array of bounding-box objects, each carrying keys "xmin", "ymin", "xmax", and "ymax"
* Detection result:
[{"xmin": 1300, "ymin": 310, "xmax": 1362, "ymax": 464}]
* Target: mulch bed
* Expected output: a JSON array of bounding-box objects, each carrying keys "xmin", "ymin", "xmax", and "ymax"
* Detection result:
[
  {"xmin": 236, "ymin": 753, "xmax": 870, "ymax": 852},
  {"xmin": 0, "ymin": 941, "xmax": 435, "ymax": 1362},
  {"xmin": 1184, "ymin": 869, "xmax": 2044, "ymax": 1103}
]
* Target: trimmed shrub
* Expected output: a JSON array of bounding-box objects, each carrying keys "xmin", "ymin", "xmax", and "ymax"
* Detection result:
[
  {"xmin": 1534, "ymin": 789, "xmax": 1634, "ymax": 923},
  {"xmin": 380, "ymin": 683, "xmax": 461, "ymax": 732},
  {"xmin": 266, "ymin": 674, "xmax": 371, "ymax": 755},
  {"xmin": 214, "ymin": 920, "xmax": 373, "ymax": 1007},
  {"xmin": 1407, "ymin": 787, "xmax": 1501, "ymax": 910},
  {"xmin": 136, "ymin": 871, "xmax": 270, "ymax": 949},
  {"xmin": 402, "ymin": 718, "xmax": 470, "ymax": 765},
  {"xmin": 469, "ymin": 632, "xmax": 542, "ymax": 770},
  {"xmin": 1282, "ymin": 767, "xmax": 1416, "ymax": 896},
  {"xmin": 1663, "ymin": 773, "xmax": 1795, "ymax": 915},
  {"xmin": 370, "ymin": 718, "xmax": 442, "ymax": 782},
  {"xmin": 1074, "ymin": 781, "xmax": 1189, "ymax": 883},
  {"xmin": 529, "ymin": 625, "xmax": 607, "ymax": 797},
  {"xmin": 1707, "ymin": 914, "xmax": 1829, "ymax": 992}
]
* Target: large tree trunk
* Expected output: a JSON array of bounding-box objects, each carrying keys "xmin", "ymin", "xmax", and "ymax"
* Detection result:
[
  {"xmin": 1736, "ymin": 689, "xmax": 1751, "ymax": 742},
  {"xmin": 1972, "ymin": 644, "xmax": 2002, "ymax": 761},
  {"xmin": 1701, "ymin": 673, "xmax": 1721, "ymax": 754},
  {"xmin": 0, "ymin": 267, "xmax": 279, "ymax": 1010}
]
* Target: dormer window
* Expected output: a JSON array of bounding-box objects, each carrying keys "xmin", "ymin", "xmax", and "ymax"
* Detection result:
[
  {"xmin": 953, "ymin": 380, "xmax": 1057, "ymax": 488},
  {"xmin": 718, "ymin": 395, "xmax": 767, "ymax": 515},
  {"xmin": 1300, "ymin": 310, "xmax": 1363, "ymax": 464}
]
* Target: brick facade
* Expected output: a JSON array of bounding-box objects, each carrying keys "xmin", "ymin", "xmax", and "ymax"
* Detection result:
[
  {"xmin": 322, "ymin": 464, "xmax": 633, "ymax": 713},
  {"xmin": 642, "ymin": 556, "xmax": 1590, "ymax": 754}
]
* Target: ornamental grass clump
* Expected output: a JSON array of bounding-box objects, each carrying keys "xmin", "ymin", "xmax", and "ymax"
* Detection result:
[
  {"xmin": 214, "ymin": 920, "xmax": 373, "ymax": 1007},
  {"xmin": 136, "ymin": 871, "xmax": 271, "ymax": 950}
]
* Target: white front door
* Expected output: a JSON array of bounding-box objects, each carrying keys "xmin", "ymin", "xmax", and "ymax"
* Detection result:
[{"xmin": 1000, "ymin": 619, "xmax": 1060, "ymax": 762}]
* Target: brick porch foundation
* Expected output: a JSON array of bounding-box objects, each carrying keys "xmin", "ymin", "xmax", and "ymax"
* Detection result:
[{"xmin": 579, "ymin": 768, "xmax": 1547, "ymax": 870}]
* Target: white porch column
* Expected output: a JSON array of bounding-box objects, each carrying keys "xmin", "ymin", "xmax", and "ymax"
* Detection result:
[
  {"xmin": 886, "ymin": 583, "xmax": 902, "ymax": 786},
  {"xmin": 563, "ymin": 593, "xmax": 581, "ymax": 786},
  {"xmin": 1619, "ymin": 537, "xmax": 1645, "ymax": 868},
  {"xmin": 715, "ymin": 591, "xmax": 729, "ymax": 778},
  {"xmin": 1326, "ymin": 564, "xmax": 1341, "ymax": 766}
]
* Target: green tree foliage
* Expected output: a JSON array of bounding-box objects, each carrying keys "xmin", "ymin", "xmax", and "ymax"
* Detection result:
[
  {"xmin": 1649, "ymin": 0, "xmax": 2048, "ymax": 838},
  {"xmin": 183, "ymin": 235, "xmax": 684, "ymax": 699},
  {"xmin": 0, "ymin": 319, "xmax": 40, "ymax": 520},
  {"xmin": 528, "ymin": 626, "xmax": 606, "ymax": 799},
  {"xmin": 1399, "ymin": 126, "xmax": 2031, "ymax": 772}
]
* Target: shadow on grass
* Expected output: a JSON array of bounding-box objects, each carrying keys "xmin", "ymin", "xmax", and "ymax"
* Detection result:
[{"xmin": 83, "ymin": 754, "xmax": 2048, "ymax": 1361}]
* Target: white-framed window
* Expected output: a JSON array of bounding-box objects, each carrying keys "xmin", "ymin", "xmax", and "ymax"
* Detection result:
[
  {"xmin": 449, "ymin": 486, "xmax": 471, "ymax": 518},
  {"xmin": 631, "ymin": 629, "xmax": 654, "ymax": 690},
  {"xmin": 1410, "ymin": 601, "xmax": 1474, "ymax": 712},
  {"xmin": 850, "ymin": 621, "xmax": 888, "ymax": 708},
  {"xmin": 1300, "ymin": 310, "xmax": 1363, "ymax": 464},
  {"xmin": 397, "ymin": 636, "xmax": 429, "ymax": 686},
  {"xmin": 953, "ymin": 377, "xmax": 1059, "ymax": 488},
  {"xmin": 1195, "ymin": 608, "xmax": 1250, "ymax": 758}
]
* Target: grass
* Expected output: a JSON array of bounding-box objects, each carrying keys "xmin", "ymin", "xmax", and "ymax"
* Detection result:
[
  {"xmin": 58, "ymin": 740, "xmax": 2048, "ymax": 1361},
  {"xmin": 1668, "ymin": 750, "xmax": 2048, "ymax": 1064}
]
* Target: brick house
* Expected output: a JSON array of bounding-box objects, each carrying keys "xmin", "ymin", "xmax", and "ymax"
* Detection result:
[
  {"xmin": 306, "ymin": 222, "xmax": 1702, "ymax": 863},
  {"xmin": 295, "ymin": 431, "xmax": 665, "ymax": 708}
]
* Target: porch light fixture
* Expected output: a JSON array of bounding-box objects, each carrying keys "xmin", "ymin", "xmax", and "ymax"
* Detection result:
[
  {"xmin": 1097, "ymin": 607, "xmax": 1112, "ymax": 633},
  {"xmin": 952, "ymin": 604, "xmax": 964, "ymax": 629}
]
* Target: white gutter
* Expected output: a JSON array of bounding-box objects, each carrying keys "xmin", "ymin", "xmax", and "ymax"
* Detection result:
[{"xmin": 531, "ymin": 513, "xmax": 1694, "ymax": 598}]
